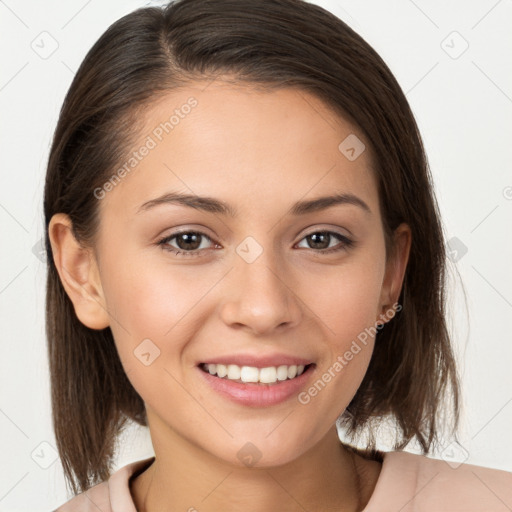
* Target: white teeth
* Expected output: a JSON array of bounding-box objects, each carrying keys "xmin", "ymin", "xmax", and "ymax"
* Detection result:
[
  {"xmin": 287, "ymin": 365, "xmax": 298, "ymax": 379},
  {"xmin": 240, "ymin": 366, "xmax": 259, "ymax": 383},
  {"xmin": 227, "ymin": 364, "xmax": 241, "ymax": 380},
  {"xmin": 216, "ymin": 364, "xmax": 227, "ymax": 378},
  {"xmin": 276, "ymin": 365, "xmax": 288, "ymax": 381},
  {"xmin": 202, "ymin": 363, "xmax": 309, "ymax": 383},
  {"xmin": 259, "ymin": 367, "xmax": 277, "ymax": 383}
]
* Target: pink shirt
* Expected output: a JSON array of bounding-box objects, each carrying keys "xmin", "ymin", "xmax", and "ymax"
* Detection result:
[{"xmin": 55, "ymin": 451, "xmax": 512, "ymax": 511}]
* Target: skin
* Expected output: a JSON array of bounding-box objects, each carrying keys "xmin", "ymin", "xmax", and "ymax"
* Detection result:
[{"xmin": 49, "ymin": 80, "xmax": 411, "ymax": 511}]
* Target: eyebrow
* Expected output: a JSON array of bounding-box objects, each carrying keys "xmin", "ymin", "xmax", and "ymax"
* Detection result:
[{"xmin": 137, "ymin": 191, "xmax": 371, "ymax": 216}]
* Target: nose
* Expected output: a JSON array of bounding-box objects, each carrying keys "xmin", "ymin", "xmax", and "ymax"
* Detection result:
[{"xmin": 219, "ymin": 247, "xmax": 302, "ymax": 336}]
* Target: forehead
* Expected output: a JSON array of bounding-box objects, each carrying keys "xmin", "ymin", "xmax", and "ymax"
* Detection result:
[{"xmin": 98, "ymin": 80, "xmax": 379, "ymax": 222}]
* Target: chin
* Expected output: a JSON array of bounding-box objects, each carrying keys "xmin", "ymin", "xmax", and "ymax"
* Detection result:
[{"xmin": 205, "ymin": 431, "xmax": 315, "ymax": 470}]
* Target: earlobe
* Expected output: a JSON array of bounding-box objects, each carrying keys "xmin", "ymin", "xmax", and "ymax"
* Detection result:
[
  {"xmin": 48, "ymin": 213, "xmax": 110, "ymax": 330},
  {"xmin": 377, "ymin": 223, "xmax": 411, "ymax": 325}
]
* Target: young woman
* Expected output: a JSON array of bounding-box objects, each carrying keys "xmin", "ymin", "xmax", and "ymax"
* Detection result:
[{"xmin": 45, "ymin": 0, "xmax": 512, "ymax": 510}]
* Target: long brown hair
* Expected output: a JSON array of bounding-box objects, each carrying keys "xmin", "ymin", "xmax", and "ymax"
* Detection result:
[{"xmin": 44, "ymin": 0, "xmax": 460, "ymax": 495}]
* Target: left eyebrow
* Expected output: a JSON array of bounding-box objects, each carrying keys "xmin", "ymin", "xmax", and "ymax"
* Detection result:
[
  {"xmin": 136, "ymin": 191, "xmax": 372, "ymax": 217},
  {"xmin": 289, "ymin": 193, "xmax": 372, "ymax": 216}
]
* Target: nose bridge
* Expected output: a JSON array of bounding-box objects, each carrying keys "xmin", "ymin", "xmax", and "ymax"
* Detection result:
[{"xmin": 219, "ymin": 235, "xmax": 301, "ymax": 334}]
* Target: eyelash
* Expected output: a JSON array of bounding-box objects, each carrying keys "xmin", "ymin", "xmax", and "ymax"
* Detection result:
[{"xmin": 157, "ymin": 230, "xmax": 355, "ymax": 257}]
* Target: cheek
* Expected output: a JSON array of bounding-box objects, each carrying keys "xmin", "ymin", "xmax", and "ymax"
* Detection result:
[
  {"xmin": 300, "ymin": 248, "xmax": 385, "ymax": 402},
  {"xmin": 99, "ymin": 258, "xmax": 195, "ymax": 407},
  {"xmin": 100, "ymin": 251, "xmax": 224, "ymax": 378},
  {"xmin": 97, "ymin": 251, "xmax": 173, "ymax": 364},
  {"xmin": 102, "ymin": 252, "xmax": 209, "ymax": 336},
  {"xmin": 309, "ymin": 254, "xmax": 386, "ymax": 346},
  {"xmin": 297, "ymin": 269, "xmax": 380, "ymax": 425}
]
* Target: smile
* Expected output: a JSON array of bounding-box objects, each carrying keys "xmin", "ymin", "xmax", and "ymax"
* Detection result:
[
  {"xmin": 200, "ymin": 362, "xmax": 311, "ymax": 384},
  {"xmin": 197, "ymin": 361, "xmax": 316, "ymax": 406}
]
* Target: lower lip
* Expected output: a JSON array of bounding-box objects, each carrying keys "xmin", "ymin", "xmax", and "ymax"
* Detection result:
[{"xmin": 197, "ymin": 364, "xmax": 315, "ymax": 407}]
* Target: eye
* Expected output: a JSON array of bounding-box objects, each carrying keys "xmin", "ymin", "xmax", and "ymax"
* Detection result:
[
  {"xmin": 157, "ymin": 229, "xmax": 354, "ymax": 258},
  {"xmin": 157, "ymin": 230, "xmax": 216, "ymax": 257},
  {"xmin": 296, "ymin": 230, "xmax": 354, "ymax": 254}
]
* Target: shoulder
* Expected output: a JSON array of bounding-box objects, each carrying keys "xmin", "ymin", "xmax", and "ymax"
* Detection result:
[
  {"xmin": 364, "ymin": 450, "xmax": 512, "ymax": 512},
  {"xmin": 53, "ymin": 481, "xmax": 111, "ymax": 512},
  {"xmin": 53, "ymin": 457, "xmax": 155, "ymax": 512}
]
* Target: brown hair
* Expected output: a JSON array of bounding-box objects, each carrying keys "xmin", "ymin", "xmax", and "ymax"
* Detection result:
[{"xmin": 44, "ymin": 0, "xmax": 460, "ymax": 495}]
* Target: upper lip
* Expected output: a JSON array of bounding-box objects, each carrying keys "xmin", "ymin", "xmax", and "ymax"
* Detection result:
[{"xmin": 199, "ymin": 354, "xmax": 314, "ymax": 368}]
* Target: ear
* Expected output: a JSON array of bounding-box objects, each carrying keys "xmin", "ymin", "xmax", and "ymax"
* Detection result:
[
  {"xmin": 48, "ymin": 213, "xmax": 110, "ymax": 330},
  {"xmin": 377, "ymin": 222, "xmax": 411, "ymax": 325}
]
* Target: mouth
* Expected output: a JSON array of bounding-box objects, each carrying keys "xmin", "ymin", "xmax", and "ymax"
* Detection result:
[
  {"xmin": 196, "ymin": 354, "xmax": 317, "ymax": 407},
  {"xmin": 198, "ymin": 362, "xmax": 315, "ymax": 385},
  {"xmin": 197, "ymin": 361, "xmax": 316, "ymax": 407}
]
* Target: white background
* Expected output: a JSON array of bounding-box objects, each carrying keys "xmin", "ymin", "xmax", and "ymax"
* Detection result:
[{"xmin": 0, "ymin": 0, "xmax": 511, "ymax": 510}]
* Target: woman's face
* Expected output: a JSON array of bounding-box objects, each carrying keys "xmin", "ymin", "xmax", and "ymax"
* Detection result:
[{"xmin": 66, "ymin": 81, "xmax": 409, "ymax": 467}]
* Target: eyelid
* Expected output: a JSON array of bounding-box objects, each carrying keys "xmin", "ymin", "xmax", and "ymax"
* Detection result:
[
  {"xmin": 156, "ymin": 224, "xmax": 217, "ymax": 245},
  {"xmin": 299, "ymin": 223, "xmax": 353, "ymax": 239}
]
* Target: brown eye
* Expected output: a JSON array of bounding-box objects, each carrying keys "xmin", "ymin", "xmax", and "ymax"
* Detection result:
[
  {"xmin": 296, "ymin": 231, "xmax": 354, "ymax": 253},
  {"xmin": 174, "ymin": 232, "xmax": 202, "ymax": 251},
  {"xmin": 158, "ymin": 231, "xmax": 215, "ymax": 256}
]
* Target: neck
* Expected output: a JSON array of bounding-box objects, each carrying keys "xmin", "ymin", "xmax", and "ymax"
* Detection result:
[{"xmin": 131, "ymin": 422, "xmax": 380, "ymax": 512}]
